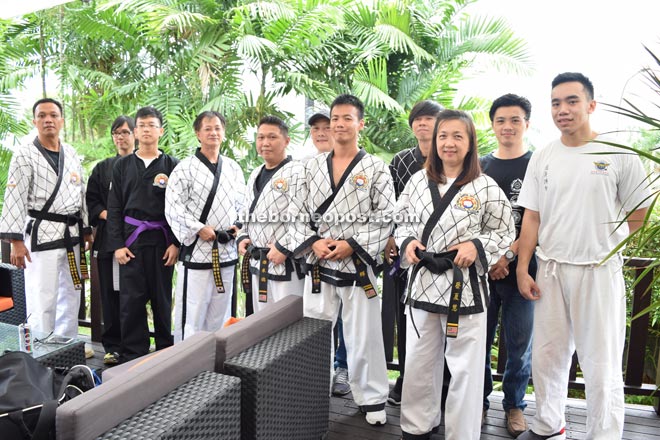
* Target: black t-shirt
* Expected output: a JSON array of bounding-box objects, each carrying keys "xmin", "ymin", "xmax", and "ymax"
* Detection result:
[
  {"xmin": 480, "ymin": 150, "xmax": 537, "ymax": 282},
  {"xmin": 46, "ymin": 150, "xmax": 60, "ymax": 174},
  {"xmin": 256, "ymin": 166, "xmax": 278, "ymax": 194}
]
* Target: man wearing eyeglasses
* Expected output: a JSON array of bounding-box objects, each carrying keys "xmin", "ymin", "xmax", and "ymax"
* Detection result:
[
  {"xmin": 86, "ymin": 116, "xmax": 136, "ymax": 365},
  {"xmin": 106, "ymin": 106, "xmax": 180, "ymax": 363},
  {"xmin": 0, "ymin": 98, "xmax": 92, "ymax": 339}
]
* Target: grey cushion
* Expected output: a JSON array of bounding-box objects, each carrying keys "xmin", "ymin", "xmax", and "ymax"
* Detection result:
[
  {"xmin": 101, "ymin": 351, "xmax": 158, "ymax": 382},
  {"xmin": 56, "ymin": 331, "xmax": 216, "ymax": 440},
  {"xmin": 214, "ymin": 295, "xmax": 303, "ymax": 372}
]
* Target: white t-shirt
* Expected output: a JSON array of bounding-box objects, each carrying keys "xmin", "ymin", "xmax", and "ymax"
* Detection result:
[{"xmin": 517, "ymin": 136, "xmax": 651, "ymax": 264}]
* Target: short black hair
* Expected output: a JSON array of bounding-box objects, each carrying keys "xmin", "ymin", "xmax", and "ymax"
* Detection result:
[
  {"xmin": 552, "ymin": 72, "xmax": 595, "ymax": 101},
  {"xmin": 258, "ymin": 115, "xmax": 289, "ymax": 137},
  {"xmin": 408, "ymin": 100, "xmax": 443, "ymax": 127},
  {"xmin": 330, "ymin": 94, "xmax": 364, "ymax": 120},
  {"xmin": 489, "ymin": 94, "xmax": 532, "ymax": 122},
  {"xmin": 110, "ymin": 115, "xmax": 135, "ymax": 134},
  {"xmin": 193, "ymin": 111, "xmax": 226, "ymax": 132},
  {"xmin": 33, "ymin": 98, "xmax": 63, "ymax": 117},
  {"xmin": 135, "ymin": 106, "xmax": 163, "ymax": 126}
]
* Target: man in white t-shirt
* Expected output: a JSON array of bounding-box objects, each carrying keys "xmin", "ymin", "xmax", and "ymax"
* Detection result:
[{"xmin": 516, "ymin": 72, "xmax": 650, "ymax": 440}]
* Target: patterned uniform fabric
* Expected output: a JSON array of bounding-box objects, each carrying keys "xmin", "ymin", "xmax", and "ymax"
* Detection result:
[
  {"xmin": 166, "ymin": 150, "xmax": 246, "ymax": 267},
  {"xmin": 395, "ymin": 171, "xmax": 515, "ymax": 314},
  {"xmin": 238, "ymin": 158, "xmax": 305, "ymax": 280},
  {"xmin": 389, "ymin": 146, "xmax": 426, "ymax": 198},
  {"xmin": 290, "ymin": 151, "xmax": 395, "ymax": 279},
  {"xmin": 0, "ymin": 140, "xmax": 88, "ymax": 249}
]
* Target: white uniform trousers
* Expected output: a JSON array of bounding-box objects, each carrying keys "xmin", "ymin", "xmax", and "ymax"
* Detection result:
[
  {"xmin": 303, "ymin": 268, "xmax": 389, "ymax": 410},
  {"xmin": 173, "ymin": 263, "xmax": 234, "ymax": 342},
  {"xmin": 251, "ymin": 274, "xmax": 304, "ymax": 314},
  {"xmin": 24, "ymin": 245, "xmax": 81, "ymax": 339},
  {"xmin": 532, "ymin": 259, "xmax": 625, "ymax": 439},
  {"xmin": 401, "ymin": 307, "xmax": 486, "ymax": 440}
]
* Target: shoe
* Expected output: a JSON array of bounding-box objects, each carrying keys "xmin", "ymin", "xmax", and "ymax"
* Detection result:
[
  {"xmin": 517, "ymin": 428, "xmax": 566, "ymax": 440},
  {"xmin": 505, "ymin": 408, "xmax": 528, "ymax": 438},
  {"xmin": 387, "ymin": 377, "xmax": 402, "ymax": 406},
  {"xmin": 84, "ymin": 343, "xmax": 95, "ymax": 359},
  {"xmin": 332, "ymin": 367, "xmax": 351, "ymax": 396},
  {"xmin": 481, "ymin": 408, "xmax": 487, "ymax": 427},
  {"xmin": 365, "ymin": 409, "xmax": 387, "ymax": 426},
  {"xmin": 103, "ymin": 352, "xmax": 120, "ymax": 365}
]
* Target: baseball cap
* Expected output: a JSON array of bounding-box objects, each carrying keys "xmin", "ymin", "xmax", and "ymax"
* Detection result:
[{"xmin": 308, "ymin": 111, "xmax": 330, "ymax": 126}]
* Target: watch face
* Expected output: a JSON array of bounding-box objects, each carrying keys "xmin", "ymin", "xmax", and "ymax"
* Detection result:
[{"xmin": 505, "ymin": 250, "xmax": 515, "ymax": 261}]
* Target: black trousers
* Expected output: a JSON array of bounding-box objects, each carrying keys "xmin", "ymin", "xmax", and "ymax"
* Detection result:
[
  {"xmin": 119, "ymin": 245, "xmax": 174, "ymax": 361},
  {"xmin": 381, "ymin": 261, "xmax": 408, "ymax": 379},
  {"xmin": 97, "ymin": 255, "xmax": 121, "ymax": 353}
]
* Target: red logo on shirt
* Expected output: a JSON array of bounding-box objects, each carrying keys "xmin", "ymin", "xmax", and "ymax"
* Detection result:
[{"xmin": 153, "ymin": 174, "xmax": 169, "ymax": 188}]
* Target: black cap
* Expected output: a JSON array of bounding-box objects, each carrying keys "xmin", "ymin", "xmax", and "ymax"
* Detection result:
[{"xmin": 308, "ymin": 111, "xmax": 330, "ymax": 126}]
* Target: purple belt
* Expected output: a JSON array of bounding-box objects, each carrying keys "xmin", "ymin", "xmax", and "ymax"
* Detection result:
[{"xmin": 124, "ymin": 216, "xmax": 170, "ymax": 247}]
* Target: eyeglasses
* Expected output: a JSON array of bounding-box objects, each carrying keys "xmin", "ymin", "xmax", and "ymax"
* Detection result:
[
  {"xmin": 112, "ymin": 130, "xmax": 133, "ymax": 137},
  {"xmin": 136, "ymin": 124, "xmax": 161, "ymax": 130}
]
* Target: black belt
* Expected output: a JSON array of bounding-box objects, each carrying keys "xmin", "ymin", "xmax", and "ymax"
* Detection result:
[
  {"xmin": 310, "ymin": 256, "xmax": 377, "ymax": 299},
  {"xmin": 211, "ymin": 229, "xmax": 235, "ymax": 294},
  {"xmin": 408, "ymin": 249, "xmax": 463, "ymax": 338},
  {"xmin": 242, "ymin": 245, "xmax": 269, "ymax": 303},
  {"xmin": 28, "ymin": 209, "xmax": 88, "ymax": 290}
]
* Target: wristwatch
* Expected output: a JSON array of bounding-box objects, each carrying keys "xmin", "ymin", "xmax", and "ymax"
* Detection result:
[{"xmin": 504, "ymin": 249, "xmax": 516, "ymax": 262}]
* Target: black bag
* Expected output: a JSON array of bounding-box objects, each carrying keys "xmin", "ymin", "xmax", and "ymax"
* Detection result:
[{"xmin": 0, "ymin": 351, "xmax": 95, "ymax": 440}]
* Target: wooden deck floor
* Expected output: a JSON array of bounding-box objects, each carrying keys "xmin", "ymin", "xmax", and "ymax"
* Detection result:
[{"xmin": 83, "ymin": 339, "xmax": 660, "ymax": 440}]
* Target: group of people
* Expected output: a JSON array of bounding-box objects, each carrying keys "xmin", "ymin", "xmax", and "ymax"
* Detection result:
[{"xmin": 0, "ymin": 71, "xmax": 650, "ymax": 440}]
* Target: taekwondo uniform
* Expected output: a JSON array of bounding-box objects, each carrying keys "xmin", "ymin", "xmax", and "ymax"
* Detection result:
[
  {"xmin": 86, "ymin": 154, "xmax": 123, "ymax": 354},
  {"xmin": 517, "ymin": 137, "xmax": 651, "ymax": 439},
  {"xmin": 165, "ymin": 149, "xmax": 246, "ymax": 341},
  {"xmin": 106, "ymin": 151, "xmax": 179, "ymax": 362},
  {"xmin": 290, "ymin": 149, "xmax": 394, "ymax": 413},
  {"xmin": 394, "ymin": 171, "xmax": 514, "ymax": 440},
  {"xmin": 237, "ymin": 157, "xmax": 305, "ymax": 312},
  {"xmin": 0, "ymin": 138, "xmax": 89, "ymax": 338}
]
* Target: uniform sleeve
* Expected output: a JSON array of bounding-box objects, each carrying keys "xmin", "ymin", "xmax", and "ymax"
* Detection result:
[
  {"xmin": 346, "ymin": 165, "xmax": 395, "ymax": 266},
  {"xmin": 393, "ymin": 177, "xmax": 420, "ymax": 269},
  {"xmin": 289, "ymin": 162, "xmax": 320, "ymax": 256},
  {"xmin": 164, "ymin": 162, "xmax": 204, "ymax": 247},
  {"xmin": 231, "ymin": 161, "xmax": 247, "ymax": 228},
  {"xmin": 236, "ymin": 170, "xmax": 256, "ymax": 248},
  {"xmin": 105, "ymin": 159, "xmax": 125, "ymax": 251},
  {"xmin": 0, "ymin": 149, "xmax": 31, "ymax": 241},
  {"xmin": 478, "ymin": 180, "xmax": 516, "ymax": 270},
  {"xmin": 516, "ymin": 152, "xmax": 540, "ymax": 211},
  {"xmin": 85, "ymin": 162, "xmax": 105, "ymax": 228},
  {"xmin": 79, "ymin": 160, "xmax": 91, "ymax": 232},
  {"xmin": 618, "ymin": 153, "xmax": 652, "ymax": 212}
]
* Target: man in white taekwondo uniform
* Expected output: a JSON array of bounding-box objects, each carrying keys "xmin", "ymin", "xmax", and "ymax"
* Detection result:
[
  {"xmin": 237, "ymin": 116, "xmax": 306, "ymax": 313},
  {"xmin": 166, "ymin": 111, "xmax": 246, "ymax": 341},
  {"xmin": 516, "ymin": 72, "xmax": 651, "ymax": 440},
  {"xmin": 0, "ymin": 98, "xmax": 92, "ymax": 338},
  {"xmin": 290, "ymin": 94, "xmax": 394, "ymax": 426}
]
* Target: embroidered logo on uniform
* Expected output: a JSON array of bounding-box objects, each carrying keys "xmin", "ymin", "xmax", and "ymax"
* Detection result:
[
  {"xmin": 272, "ymin": 178, "xmax": 288, "ymax": 193},
  {"xmin": 351, "ymin": 173, "xmax": 368, "ymax": 191},
  {"xmin": 455, "ymin": 194, "xmax": 480, "ymax": 211},
  {"xmin": 69, "ymin": 172, "xmax": 81, "ymax": 185},
  {"xmin": 6, "ymin": 178, "xmax": 16, "ymax": 188},
  {"xmin": 592, "ymin": 160, "xmax": 610, "ymax": 175},
  {"xmin": 153, "ymin": 173, "xmax": 169, "ymax": 188}
]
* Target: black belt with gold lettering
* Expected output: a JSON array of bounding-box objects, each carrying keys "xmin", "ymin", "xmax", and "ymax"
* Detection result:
[
  {"xmin": 242, "ymin": 245, "xmax": 270, "ymax": 303},
  {"xmin": 28, "ymin": 209, "xmax": 88, "ymax": 290},
  {"xmin": 210, "ymin": 229, "xmax": 235, "ymax": 294},
  {"xmin": 410, "ymin": 249, "xmax": 463, "ymax": 338}
]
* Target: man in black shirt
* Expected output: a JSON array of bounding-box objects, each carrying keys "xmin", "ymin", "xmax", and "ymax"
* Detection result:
[{"xmin": 480, "ymin": 94, "xmax": 537, "ymax": 438}]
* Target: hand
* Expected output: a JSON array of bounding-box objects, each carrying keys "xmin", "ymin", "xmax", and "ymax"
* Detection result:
[
  {"xmin": 99, "ymin": 210, "xmax": 107, "ymax": 220},
  {"xmin": 238, "ymin": 238, "xmax": 251, "ymax": 256},
  {"xmin": 198, "ymin": 225, "xmax": 216, "ymax": 242},
  {"xmin": 115, "ymin": 247, "xmax": 135, "ymax": 265},
  {"xmin": 326, "ymin": 240, "xmax": 354, "ymax": 261},
  {"xmin": 517, "ymin": 272, "xmax": 541, "ymax": 300},
  {"xmin": 162, "ymin": 244, "xmax": 179, "ymax": 266},
  {"xmin": 10, "ymin": 240, "xmax": 31, "ymax": 269},
  {"xmin": 311, "ymin": 238, "xmax": 334, "ymax": 259},
  {"xmin": 267, "ymin": 243, "xmax": 286, "ymax": 265},
  {"xmin": 384, "ymin": 236, "xmax": 398, "ymax": 264},
  {"xmin": 84, "ymin": 233, "xmax": 94, "ymax": 251},
  {"xmin": 448, "ymin": 241, "xmax": 477, "ymax": 268},
  {"xmin": 404, "ymin": 240, "xmax": 425, "ymax": 265},
  {"xmin": 488, "ymin": 255, "xmax": 510, "ymax": 280}
]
